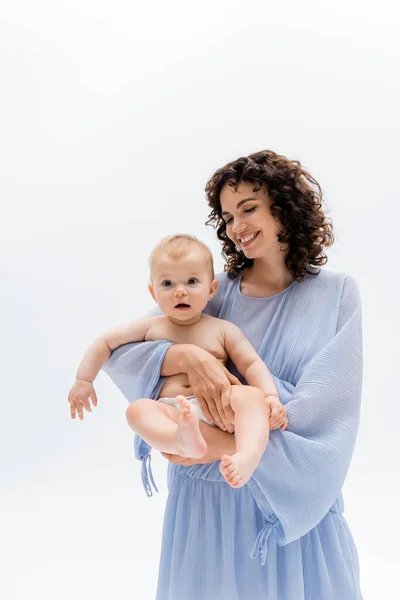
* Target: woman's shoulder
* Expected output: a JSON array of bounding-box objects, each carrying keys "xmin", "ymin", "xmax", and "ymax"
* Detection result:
[
  {"xmin": 300, "ymin": 270, "xmax": 361, "ymax": 317},
  {"xmin": 306, "ymin": 268, "xmax": 359, "ymax": 292}
]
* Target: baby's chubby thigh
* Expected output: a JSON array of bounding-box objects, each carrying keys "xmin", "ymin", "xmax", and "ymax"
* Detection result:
[{"xmin": 125, "ymin": 398, "xmax": 180, "ymax": 427}]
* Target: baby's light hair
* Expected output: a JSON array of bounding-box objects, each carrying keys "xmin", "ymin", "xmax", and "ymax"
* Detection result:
[{"xmin": 149, "ymin": 234, "xmax": 215, "ymax": 280}]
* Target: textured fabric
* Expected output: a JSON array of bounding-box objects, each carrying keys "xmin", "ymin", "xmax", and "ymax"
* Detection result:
[
  {"xmin": 158, "ymin": 394, "xmax": 214, "ymax": 425},
  {"xmin": 102, "ymin": 269, "xmax": 363, "ymax": 599}
]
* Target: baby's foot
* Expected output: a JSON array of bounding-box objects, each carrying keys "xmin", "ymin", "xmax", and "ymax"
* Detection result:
[
  {"xmin": 176, "ymin": 396, "xmax": 207, "ymax": 458},
  {"xmin": 219, "ymin": 453, "xmax": 259, "ymax": 488}
]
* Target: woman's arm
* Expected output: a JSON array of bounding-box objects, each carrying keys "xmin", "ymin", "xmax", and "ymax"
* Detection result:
[
  {"xmin": 248, "ymin": 276, "xmax": 362, "ymax": 563},
  {"xmin": 159, "ymin": 343, "xmax": 196, "ymax": 376}
]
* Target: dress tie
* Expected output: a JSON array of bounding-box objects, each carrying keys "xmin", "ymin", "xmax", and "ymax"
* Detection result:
[
  {"xmin": 251, "ymin": 517, "xmax": 278, "ymax": 566},
  {"xmin": 141, "ymin": 451, "xmax": 159, "ymax": 498}
]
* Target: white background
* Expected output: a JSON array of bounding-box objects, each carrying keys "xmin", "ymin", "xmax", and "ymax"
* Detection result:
[{"xmin": 1, "ymin": 1, "xmax": 399, "ymax": 598}]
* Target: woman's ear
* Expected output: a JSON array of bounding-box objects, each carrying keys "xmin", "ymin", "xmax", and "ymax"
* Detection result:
[{"xmin": 148, "ymin": 283, "xmax": 156, "ymax": 302}]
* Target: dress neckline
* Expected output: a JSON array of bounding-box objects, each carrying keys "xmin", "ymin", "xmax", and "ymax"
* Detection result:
[{"xmin": 236, "ymin": 271, "xmax": 298, "ymax": 300}]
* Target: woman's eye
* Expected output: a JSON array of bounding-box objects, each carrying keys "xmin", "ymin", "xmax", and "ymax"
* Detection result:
[
  {"xmin": 162, "ymin": 280, "xmax": 173, "ymax": 287},
  {"xmin": 224, "ymin": 207, "xmax": 255, "ymax": 225},
  {"xmin": 187, "ymin": 278, "xmax": 198, "ymax": 285}
]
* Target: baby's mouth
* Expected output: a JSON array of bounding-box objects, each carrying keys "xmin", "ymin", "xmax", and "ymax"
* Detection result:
[{"xmin": 175, "ymin": 303, "xmax": 191, "ymax": 309}]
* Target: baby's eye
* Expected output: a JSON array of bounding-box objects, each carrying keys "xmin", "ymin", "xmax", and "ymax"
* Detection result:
[
  {"xmin": 161, "ymin": 280, "xmax": 173, "ymax": 287},
  {"xmin": 187, "ymin": 278, "xmax": 198, "ymax": 285}
]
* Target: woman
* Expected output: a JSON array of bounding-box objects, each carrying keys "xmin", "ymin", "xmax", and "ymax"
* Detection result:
[{"xmin": 103, "ymin": 150, "xmax": 363, "ymax": 599}]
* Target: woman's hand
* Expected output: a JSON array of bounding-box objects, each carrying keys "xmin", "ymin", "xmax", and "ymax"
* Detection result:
[
  {"xmin": 161, "ymin": 420, "xmax": 236, "ymax": 466},
  {"xmin": 184, "ymin": 346, "xmax": 241, "ymax": 433}
]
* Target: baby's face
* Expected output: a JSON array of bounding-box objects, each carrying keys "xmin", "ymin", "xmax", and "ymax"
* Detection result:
[{"xmin": 150, "ymin": 251, "xmax": 216, "ymax": 322}]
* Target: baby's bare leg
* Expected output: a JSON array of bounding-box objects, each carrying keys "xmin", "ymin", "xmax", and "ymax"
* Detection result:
[
  {"xmin": 219, "ymin": 386, "xmax": 269, "ymax": 488},
  {"xmin": 126, "ymin": 397, "xmax": 207, "ymax": 458}
]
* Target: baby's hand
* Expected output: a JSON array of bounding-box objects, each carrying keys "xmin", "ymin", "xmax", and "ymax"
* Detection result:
[
  {"xmin": 68, "ymin": 379, "xmax": 98, "ymax": 420},
  {"xmin": 266, "ymin": 396, "xmax": 288, "ymax": 431}
]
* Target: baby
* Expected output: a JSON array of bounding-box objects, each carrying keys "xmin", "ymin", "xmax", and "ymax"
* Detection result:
[{"xmin": 68, "ymin": 234, "xmax": 287, "ymax": 488}]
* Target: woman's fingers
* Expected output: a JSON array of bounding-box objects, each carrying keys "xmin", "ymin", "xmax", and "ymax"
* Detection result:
[
  {"xmin": 197, "ymin": 395, "xmax": 227, "ymax": 431},
  {"xmin": 186, "ymin": 355, "xmax": 239, "ymax": 431},
  {"xmin": 210, "ymin": 379, "xmax": 233, "ymax": 430},
  {"xmin": 220, "ymin": 386, "xmax": 235, "ymax": 432},
  {"xmin": 207, "ymin": 400, "xmax": 227, "ymax": 431},
  {"xmin": 226, "ymin": 371, "xmax": 241, "ymax": 386},
  {"xmin": 222, "ymin": 369, "xmax": 240, "ymax": 429},
  {"xmin": 220, "ymin": 367, "xmax": 242, "ymax": 433},
  {"xmin": 196, "ymin": 396, "xmax": 214, "ymax": 425}
]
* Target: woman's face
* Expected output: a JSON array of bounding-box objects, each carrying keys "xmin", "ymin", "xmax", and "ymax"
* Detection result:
[{"xmin": 220, "ymin": 181, "xmax": 282, "ymax": 259}]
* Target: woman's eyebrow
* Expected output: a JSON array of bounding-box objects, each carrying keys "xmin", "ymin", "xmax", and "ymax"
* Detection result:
[{"xmin": 221, "ymin": 197, "xmax": 257, "ymax": 216}]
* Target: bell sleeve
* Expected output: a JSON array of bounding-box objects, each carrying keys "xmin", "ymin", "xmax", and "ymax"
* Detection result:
[{"xmin": 249, "ymin": 276, "xmax": 363, "ymax": 564}]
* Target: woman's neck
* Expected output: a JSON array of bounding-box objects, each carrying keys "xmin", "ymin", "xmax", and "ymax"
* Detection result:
[{"xmin": 242, "ymin": 254, "xmax": 294, "ymax": 296}]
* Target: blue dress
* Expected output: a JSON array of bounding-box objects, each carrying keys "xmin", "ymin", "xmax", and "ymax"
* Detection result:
[{"xmin": 103, "ymin": 269, "xmax": 363, "ymax": 599}]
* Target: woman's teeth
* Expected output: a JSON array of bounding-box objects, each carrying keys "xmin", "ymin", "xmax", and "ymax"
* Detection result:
[{"xmin": 240, "ymin": 231, "xmax": 259, "ymax": 247}]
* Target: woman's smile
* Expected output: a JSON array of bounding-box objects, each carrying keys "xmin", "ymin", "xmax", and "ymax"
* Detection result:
[{"xmin": 239, "ymin": 231, "xmax": 260, "ymax": 248}]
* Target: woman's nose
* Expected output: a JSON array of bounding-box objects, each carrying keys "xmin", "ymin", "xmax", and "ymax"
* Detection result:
[{"xmin": 232, "ymin": 221, "xmax": 247, "ymax": 233}]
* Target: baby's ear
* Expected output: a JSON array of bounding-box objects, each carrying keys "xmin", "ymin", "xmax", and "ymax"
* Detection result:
[
  {"xmin": 148, "ymin": 284, "xmax": 156, "ymax": 302},
  {"xmin": 209, "ymin": 279, "xmax": 218, "ymax": 298}
]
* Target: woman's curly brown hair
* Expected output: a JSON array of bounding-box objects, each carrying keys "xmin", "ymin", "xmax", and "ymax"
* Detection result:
[{"xmin": 205, "ymin": 149, "xmax": 334, "ymax": 280}]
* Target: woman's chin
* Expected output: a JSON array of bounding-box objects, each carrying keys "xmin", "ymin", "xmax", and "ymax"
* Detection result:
[{"xmin": 242, "ymin": 248, "xmax": 262, "ymax": 260}]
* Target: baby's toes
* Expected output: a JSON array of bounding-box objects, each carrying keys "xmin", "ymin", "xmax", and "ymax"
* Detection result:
[
  {"xmin": 225, "ymin": 469, "xmax": 243, "ymax": 487},
  {"xmin": 222, "ymin": 464, "xmax": 236, "ymax": 478},
  {"xmin": 220, "ymin": 464, "xmax": 232, "ymax": 478},
  {"xmin": 177, "ymin": 395, "xmax": 187, "ymax": 407},
  {"xmin": 230, "ymin": 475, "xmax": 243, "ymax": 488},
  {"xmin": 182, "ymin": 404, "xmax": 192, "ymax": 418},
  {"xmin": 219, "ymin": 462, "xmax": 228, "ymax": 476},
  {"xmin": 220, "ymin": 455, "xmax": 233, "ymax": 468},
  {"xmin": 226, "ymin": 468, "xmax": 239, "ymax": 483}
]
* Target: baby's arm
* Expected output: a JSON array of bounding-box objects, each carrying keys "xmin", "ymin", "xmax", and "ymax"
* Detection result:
[
  {"xmin": 223, "ymin": 321, "xmax": 277, "ymax": 399},
  {"xmin": 76, "ymin": 317, "xmax": 154, "ymax": 383},
  {"xmin": 223, "ymin": 321, "xmax": 287, "ymax": 430},
  {"xmin": 68, "ymin": 317, "xmax": 153, "ymax": 419}
]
